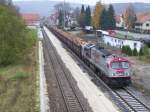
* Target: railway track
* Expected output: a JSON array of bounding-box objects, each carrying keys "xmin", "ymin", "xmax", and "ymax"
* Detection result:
[
  {"xmin": 48, "ymin": 27, "xmax": 150, "ymax": 112},
  {"xmin": 42, "ymin": 29, "xmax": 86, "ymax": 112},
  {"xmin": 114, "ymin": 88, "xmax": 150, "ymax": 112}
]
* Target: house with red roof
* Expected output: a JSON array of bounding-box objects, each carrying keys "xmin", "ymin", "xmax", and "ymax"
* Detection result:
[
  {"xmin": 135, "ymin": 13, "xmax": 150, "ymax": 32},
  {"xmin": 22, "ymin": 13, "xmax": 40, "ymax": 28}
]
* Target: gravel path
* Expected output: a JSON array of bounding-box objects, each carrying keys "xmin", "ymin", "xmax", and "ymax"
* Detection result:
[{"xmin": 39, "ymin": 41, "xmax": 50, "ymax": 112}]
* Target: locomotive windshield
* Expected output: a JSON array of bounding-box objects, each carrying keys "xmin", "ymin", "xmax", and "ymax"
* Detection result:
[{"xmin": 111, "ymin": 61, "xmax": 129, "ymax": 69}]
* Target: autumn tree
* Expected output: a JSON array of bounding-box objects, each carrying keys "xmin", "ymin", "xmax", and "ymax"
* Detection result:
[
  {"xmin": 124, "ymin": 4, "xmax": 136, "ymax": 30},
  {"xmin": 92, "ymin": 1, "xmax": 103, "ymax": 29}
]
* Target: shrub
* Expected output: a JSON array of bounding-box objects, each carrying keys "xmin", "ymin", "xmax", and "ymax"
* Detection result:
[
  {"xmin": 0, "ymin": 6, "xmax": 37, "ymax": 66},
  {"xmin": 125, "ymin": 45, "xmax": 132, "ymax": 56},
  {"xmin": 139, "ymin": 48, "xmax": 144, "ymax": 56},
  {"xmin": 133, "ymin": 48, "xmax": 138, "ymax": 56},
  {"xmin": 121, "ymin": 46, "xmax": 125, "ymax": 53},
  {"xmin": 122, "ymin": 45, "xmax": 132, "ymax": 56},
  {"xmin": 25, "ymin": 29, "xmax": 37, "ymax": 48},
  {"xmin": 0, "ymin": 5, "xmax": 27, "ymax": 66},
  {"xmin": 129, "ymin": 48, "xmax": 133, "ymax": 56},
  {"xmin": 143, "ymin": 44, "xmax": 149, "ymax": 56}
]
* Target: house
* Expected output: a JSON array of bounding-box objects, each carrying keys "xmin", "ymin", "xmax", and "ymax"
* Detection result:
[
  {"xmin": 115, "ymin": 15, "xmax": 125, "ymax": 29},
  {"xmin": 135, "ymin": 13, "xmax": 150, "ymax": 32},
  {"xmin": 22, "ymin": 13, "xmax": 40, "ymax": 29}
]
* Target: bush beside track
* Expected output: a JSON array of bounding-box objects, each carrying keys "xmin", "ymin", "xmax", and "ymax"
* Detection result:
[{"xmin": 0, "ymin": 5, "xmax": 39, "ymax": 111}]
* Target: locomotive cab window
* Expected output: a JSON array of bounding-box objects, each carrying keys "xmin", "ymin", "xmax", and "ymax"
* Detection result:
[{"xmin": 111, "ymin": 61, "xmax": 129, "ymax": 69}]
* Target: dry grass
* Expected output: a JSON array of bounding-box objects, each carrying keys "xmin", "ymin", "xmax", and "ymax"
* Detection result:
[
  {"xmin": 132, "ymin": 81, "xmax": 150, "ymax": 96},
  {"xmin": 0, "ymin": 42, "xmax": 39, "ymax": 112}
]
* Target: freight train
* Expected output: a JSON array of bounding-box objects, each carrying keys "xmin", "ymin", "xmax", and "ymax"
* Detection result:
[{"xmin": 49, "ymin": 27, "xmax": 132, "ymax": 87}]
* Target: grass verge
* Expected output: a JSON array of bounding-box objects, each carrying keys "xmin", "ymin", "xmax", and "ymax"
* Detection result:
[{"xmin": 0, "ymin": 29, "xmax": 39, "ymax": 112}]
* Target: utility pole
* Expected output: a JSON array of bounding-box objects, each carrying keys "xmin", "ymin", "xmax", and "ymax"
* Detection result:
[{"xmin": 63, "ymin": 0, "xmax": 65, "ymax": 29}]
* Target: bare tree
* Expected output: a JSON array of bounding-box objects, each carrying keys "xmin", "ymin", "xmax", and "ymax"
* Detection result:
[
  {"xmin": 54, "ymin": 3, "xmax": 64, "ymax": 12},
  {"xmin": 54, "ymin": 2, "xmax": 72, "ymax": 14},
  {"xmin": 124, "ymin": 4, "xmax": 136, "ymax": 30}
]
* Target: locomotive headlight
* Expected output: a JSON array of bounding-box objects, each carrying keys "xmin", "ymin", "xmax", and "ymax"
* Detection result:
[
  {"xmin": 112, "ymin": 73, "xmax": 116, "ymax": 76},
  {"xmin": 126, "ymin": 72, "xmax": 129, "ymax": 76}
]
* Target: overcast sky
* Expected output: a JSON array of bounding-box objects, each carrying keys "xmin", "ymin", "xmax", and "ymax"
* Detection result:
[{"xmin": 13, "ymin": 0, "xmax": 150, "ymax": 5}]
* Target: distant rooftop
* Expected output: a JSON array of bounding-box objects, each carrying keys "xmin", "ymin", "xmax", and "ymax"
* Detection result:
[
  {"xmin": 21, "ymin": 13, "xmax": 40, "ymax": 26},
  {"xmin": 136, "ymin": 13, "xmax": 150, "ymax": 23},
  {"xmin": 22, "ymin": 13, "xmax": 40, "ymax": 22}
]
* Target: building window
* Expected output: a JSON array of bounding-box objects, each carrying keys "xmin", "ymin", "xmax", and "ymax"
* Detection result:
[{"xmin": 146, "ymin": 23, "xmax": 149, "ymax": 27}]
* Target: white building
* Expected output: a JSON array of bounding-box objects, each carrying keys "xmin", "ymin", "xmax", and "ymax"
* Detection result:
[
  {"xmin": 96, "ymin": 30, "xmax": 143, "ymax": 52},
  {"xmin": 135, "ymin": 13, "xmax": 150, "ymax": 32},
  {"xmin": 115, "ymin": 15, "xmax": 125, "ymax": 28},
  {"xmin": 102, "ymin": 35, "xmax": 143, "ymax": 52}
]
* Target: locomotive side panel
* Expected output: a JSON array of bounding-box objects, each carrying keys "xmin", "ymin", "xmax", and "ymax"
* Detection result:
[{"xmin": 90, "ymin": 48, "xmax": 109, "ymax": 76}]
